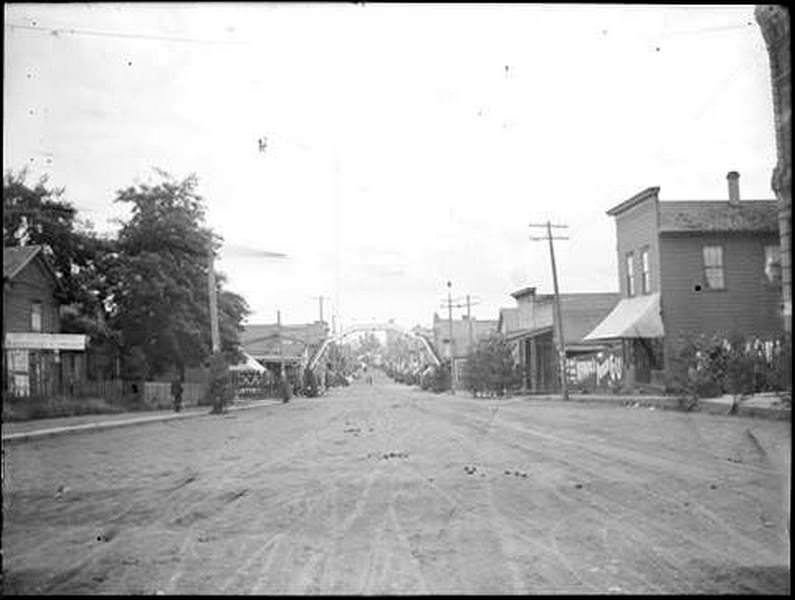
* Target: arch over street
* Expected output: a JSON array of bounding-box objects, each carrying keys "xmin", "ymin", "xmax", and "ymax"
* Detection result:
[{"xmin": 308, "ymin": 322, "xmax": 441, "ymax": 370}]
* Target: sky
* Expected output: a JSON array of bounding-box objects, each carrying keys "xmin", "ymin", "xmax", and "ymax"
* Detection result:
[{"xmin": 3, "ymin": 3, "xmax": 778, "ymax": 332}]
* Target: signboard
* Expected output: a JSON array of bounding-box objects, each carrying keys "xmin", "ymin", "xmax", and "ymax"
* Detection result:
[{"xmin": 5, "ymin": 332, "xmax": 87, "ymax": 351}]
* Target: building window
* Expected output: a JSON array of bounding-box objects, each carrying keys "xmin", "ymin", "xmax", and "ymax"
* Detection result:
[
  {"xmin": 703, "ymin": 245, "xmax": 725, "ymax": 289},
  {"xmin": 7, "ymin": 349, "xmax": 30, "ymax": 397},
  {"xmin": 31, "ymin": 301, "xmax": 43, "ymax": 332},
  {"xmin": 764, "ymin": 245, "xmax": 781, "ymax": 284},
  {"xmin": 625, "ymin": 253, "xmax": 635, "ymax": 297},
  {"xmin": 641, "ymin": 248, "xmax": 651, "ymax": 294}
]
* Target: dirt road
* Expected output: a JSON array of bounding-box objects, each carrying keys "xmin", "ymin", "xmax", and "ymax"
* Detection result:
[{"xmin": 2, "ymin": 372, "xmax": 790, "ymax": 594}]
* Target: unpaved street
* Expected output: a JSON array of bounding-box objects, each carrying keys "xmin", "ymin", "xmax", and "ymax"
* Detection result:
[{"xmin": 2, "ymin": 372, "xmax": 791, "ymax": 594}]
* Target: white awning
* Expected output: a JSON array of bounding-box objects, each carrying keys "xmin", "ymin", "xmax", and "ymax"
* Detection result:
[
  {"xmin": 5, "ymin": 332, "xmax": 87, "ymax": 351},
  {"xmin": 583, "ymin": 293, "xmax": 664, "ymax": 341},
  {"xmin": 229, "ymin": 351, "xmax": 267, "ymax": 373}
]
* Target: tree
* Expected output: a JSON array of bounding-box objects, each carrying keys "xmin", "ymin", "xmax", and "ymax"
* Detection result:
[
  {"xmin": 462, "ymin": 334, "xmax": 520, "ymax": 397},
  {"xmin": 4, "ymin": 169, "xmax": 122, "ymax": 376},
  {"xmin": 109, "ymin": 170, "xmax": 249, "ymax": 379}
]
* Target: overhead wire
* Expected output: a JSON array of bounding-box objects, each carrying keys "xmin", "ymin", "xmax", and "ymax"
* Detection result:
[{"xmin": 4, "ymin": 22, "xmax": 245, "ymax": 46}]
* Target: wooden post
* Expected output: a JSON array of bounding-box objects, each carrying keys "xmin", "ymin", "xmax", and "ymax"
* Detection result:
[
  {"xmin": 546, "ymin": 222, "xmax": 569, "ymax": 401},
  {"xmin": 208, "ymin": 248, "xmax": 220, "ymax": 354}
]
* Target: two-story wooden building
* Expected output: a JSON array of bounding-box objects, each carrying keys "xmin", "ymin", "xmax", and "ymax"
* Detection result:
[
  {"xmin": 585, "ymin": 172, "xmax": 782, "ymax": 390},
  {"xmin": 3, "ymin": 245, "xmax": 87, "ymax": 397}
]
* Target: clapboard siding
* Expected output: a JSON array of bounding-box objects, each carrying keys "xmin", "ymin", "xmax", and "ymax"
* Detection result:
[
  {"xmin": 659, "ymin": 232, "xmax": 781, "ymax": 344},
  {"xmin": 3, "ymin": 257, "xmax": 60, "ymax": 334},
  {"xmin": 614, "ymin": 196, "xmax": 660, "ymax": 297}
]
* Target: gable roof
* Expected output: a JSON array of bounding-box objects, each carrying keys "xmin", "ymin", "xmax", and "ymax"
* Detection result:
[
  {"xmin": 4, "ymin": 245, "xmax": 43, "ymax": 279},
  {"xmin": 241, "ymin": 322, "xmax": 328, "ymax": 359},
  {"xmin": 658, "ymin": 200, "xmax": 778, "ymax": 233},
  {"xmin": 3, "ymin": 245, "xmax": 61, "ymax": 288}
]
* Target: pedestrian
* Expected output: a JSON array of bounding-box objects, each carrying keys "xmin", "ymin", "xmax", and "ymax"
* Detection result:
[{"xmin": 171, "ymin": 377, "xmax": 184, "ymax": 413}]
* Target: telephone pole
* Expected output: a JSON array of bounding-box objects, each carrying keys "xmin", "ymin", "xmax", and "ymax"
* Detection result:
[
  {"xmin": 446, "ymin": 282, "xmax": 455, "ymax": 393},
  {"xmin": 465, "ymin": 294, "xmax": 482, "ymax": 351},
  {"xmin": 208, "ymin": 247, "xmax": 220, "ymax": 354},
  {"xmin": 439, "ymin": 284, "xmax": 479, "ymax": 393},
  {"xmin": 529, "ymin": 221, "xmax": 570, "ymax": 401}
]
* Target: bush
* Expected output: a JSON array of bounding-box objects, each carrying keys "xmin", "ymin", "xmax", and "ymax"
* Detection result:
[
  {"xmin": 669, "ymin": 332, "xmax": 792, "ymax": 400},
  {"xmin": 420, "ymin": 361, "xmax": 451, "ymax": 393},
  {"xmin": 461, "ymin": 334, "xmax": 520, "ymax": 397}
]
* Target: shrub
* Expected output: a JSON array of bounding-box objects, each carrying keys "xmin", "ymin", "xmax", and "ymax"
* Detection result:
[
  {"xmin": 461, "ymin": 334, "xmax": 520, "ymax": 397},
  {"xmin": 669, "ymin": 332, "xmax": 792, "ymax": 400}
]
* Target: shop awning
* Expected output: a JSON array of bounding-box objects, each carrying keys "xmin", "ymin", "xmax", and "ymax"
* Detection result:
[
  {"xmin": 583, "ymin": 293, "xmax": 664, "ymax": 341},
  {"xmin": 5, "ymin": 332, "xmax": 87, "ymax": 351}
]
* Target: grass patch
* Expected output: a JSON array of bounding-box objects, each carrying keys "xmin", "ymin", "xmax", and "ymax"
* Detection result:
[{"xmin": 2, "ymin": 394, "xmax": 143, "ymax": 422}]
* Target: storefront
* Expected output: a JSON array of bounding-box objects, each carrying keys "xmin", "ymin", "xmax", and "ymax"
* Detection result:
[{"xmin": 4, "ymin": 332, "xmax": 87, "ymax": 398}]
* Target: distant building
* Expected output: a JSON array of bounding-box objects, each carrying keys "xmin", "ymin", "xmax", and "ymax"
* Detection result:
[
  {"xmin": 3, "ymin": 245, "xmax": 87, "ymax": 397},
  {"xmin": 585, "ymin": 172, "xmax": 781, "ymax": 390},
  {"xmin": 240, "ymin": 321, "xmax": 328, "ymax": 385},
  {"xmin": 498, "ymin": 286, "xmax": 619, "ymax": 393},
  {"xmin": 432, "ymin": 313, "xmax": 497, "ymax": 384}
]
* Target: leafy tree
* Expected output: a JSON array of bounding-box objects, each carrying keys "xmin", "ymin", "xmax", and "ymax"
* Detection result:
[
  {"xmin": 462, "ymin": 334, "xmax": 520, "ymax": 397},
  {"xmin": 4, "ymin": 169, "xmax": 122, "ymax": 376},
  {"xmin": 109, "ymin": 170, "xmax": 248, "ymax": 379}
]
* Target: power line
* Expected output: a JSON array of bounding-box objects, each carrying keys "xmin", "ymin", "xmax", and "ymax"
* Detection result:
[{"xmin": 4, "ymin": 22, "xmax": 244, "ymax": 46}]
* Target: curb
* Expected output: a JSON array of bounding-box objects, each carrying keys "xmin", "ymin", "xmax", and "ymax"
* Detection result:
[{"xmin": 1, "ymin": 399, "xmax": 283, "ymax": 444}]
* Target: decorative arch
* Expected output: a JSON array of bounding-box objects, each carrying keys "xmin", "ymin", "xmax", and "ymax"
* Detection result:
[{"xmin": 308, "ymin": 322, "xmax": 441, "ymax": 370}]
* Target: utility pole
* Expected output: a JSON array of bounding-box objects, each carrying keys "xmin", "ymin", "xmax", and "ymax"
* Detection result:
[
  {"xmin": 464, "ymin": 294, "xmax": 482, "ymax": 352},
  {"xmin": 529, "ymin": 221, "xmax": 570, "ymax": 401},
  {"xmin": 208, "ymin": 247, "xmax": 220, "ymax": 353},
  {"xmin": 447, "ymin": 282, "xmax": 455, "ymax": 393},
  {"xmin": 439, "ymin": 285, "xmax": 479, "ymax": 393}
]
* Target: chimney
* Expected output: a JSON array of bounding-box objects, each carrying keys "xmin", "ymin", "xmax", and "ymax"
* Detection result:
[{"xmin": 727, "ymin": 171, "xmax": 740, "ymax": 204}]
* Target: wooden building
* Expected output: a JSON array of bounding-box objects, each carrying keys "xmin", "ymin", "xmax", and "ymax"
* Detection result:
[
  {"xmin": 498, "ymin": 287, "xmax": 619, "ymax": 393},
  {"xmin": 3, "ymin": 245, "xmax": 87, "ymax": 397},
  {"xmin": 585, "ymin": 172, "xmax": 781, "ymax": 390}
]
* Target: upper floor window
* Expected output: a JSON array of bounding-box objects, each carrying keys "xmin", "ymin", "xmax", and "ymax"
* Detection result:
[
  {"xmin": 641, "ymin": 248, "xmax": 651, "ymax": 294},
  {"xmin": 764, "ymin": 244, "xmax": 781, "ymax": 284},
  {"xmin": 702, "ymin": 245, "xmax": 725, "ymax": 290},
  {"xmin": 31, "ymin": 301, "xmax": 43, "ymax": 332},
  {"xmin": 625, "ymin": 252, "xmax": 635, "ymax": 297}
]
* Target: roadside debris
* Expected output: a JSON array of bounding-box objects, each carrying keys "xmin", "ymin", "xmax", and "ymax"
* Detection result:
[{"xmin": 380, "ymin": 451, "xmax": 408, "ymax": 460}]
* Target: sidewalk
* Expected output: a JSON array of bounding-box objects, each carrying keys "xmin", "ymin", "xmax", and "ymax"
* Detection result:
[
  {"xmin": 567, "ymin": 390, "xmax": 791, "ymax": 420},
  {"xmin": 2, "ymin": 397, "xmax": 284, "ymax": 444}
]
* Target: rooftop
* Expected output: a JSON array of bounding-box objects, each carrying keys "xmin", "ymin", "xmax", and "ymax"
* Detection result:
[
  {"xmin": 4, "ymin": 245, "xmax": 44, "ymax": 280},
  {"xmin": 657, "ymin": 200, "xmax": 778, "ymax": 233}
]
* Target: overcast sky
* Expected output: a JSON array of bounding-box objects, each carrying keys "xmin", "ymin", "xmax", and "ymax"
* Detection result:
[{"xmin": 4, "ymin": 3, "xmax": 777, "ymax": 331}]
